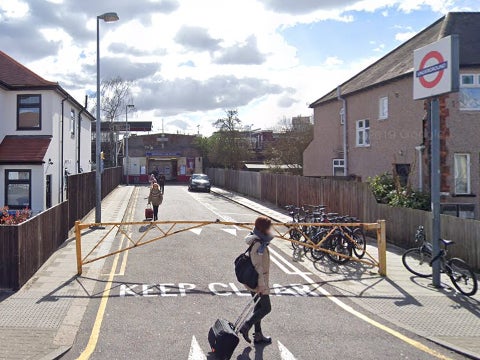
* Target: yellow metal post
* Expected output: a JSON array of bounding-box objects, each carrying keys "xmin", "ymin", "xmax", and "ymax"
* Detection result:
[
  {"xmin": 75, "ymin": 221, "xmax": 82, "ymax": 275},
  {"xmin": 377, "ymin": 220, "xmax": 387, "ymax": 276}
]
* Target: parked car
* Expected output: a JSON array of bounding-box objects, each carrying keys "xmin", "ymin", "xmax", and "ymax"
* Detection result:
[{"xmin": 188, "ymin": 174, "xmax": 211, "ymax": 192}]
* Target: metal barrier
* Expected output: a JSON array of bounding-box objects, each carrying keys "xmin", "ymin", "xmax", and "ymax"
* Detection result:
[{"xmin": 75, "ymin": 220, "xmax": 387, "ymax": 276}]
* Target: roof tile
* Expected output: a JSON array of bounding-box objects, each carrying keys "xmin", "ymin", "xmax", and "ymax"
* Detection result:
[
  {"xmin": 0, "ymin": 136, "xmax": 52, "ymax": 164},
  {"xmin": 0, "ymin": 51, "xmax": 56, "ymax": 88}
]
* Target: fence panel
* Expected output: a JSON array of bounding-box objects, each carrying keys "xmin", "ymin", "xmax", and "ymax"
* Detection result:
[{"xmin": 0, "ymin": 226, "xmax": 18, "ymax": 289}]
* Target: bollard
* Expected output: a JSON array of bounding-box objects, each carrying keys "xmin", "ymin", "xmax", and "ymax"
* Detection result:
[
  {"xmin": 377, "ymin": 220, "xmax": 387, "ymax": 276},
  {"xmin": 75, "ymin": 221, "xmax": 82, "ymax": 275}
]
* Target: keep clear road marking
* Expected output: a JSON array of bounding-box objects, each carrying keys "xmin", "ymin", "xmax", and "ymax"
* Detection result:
[
  {"xmin": 188, "ymin": 336, "xmax": 297, "ymax": 359},
  {"xmin": 278, "ymin": 340, "xmax": 297, "ymax": 360},
  {"xmin": 268, "ymin": 246, "xmax": 452, "ymax": 360},
  {"xmin": 188, "ymin": 336, "xmax": 206, "ymax": 360}
]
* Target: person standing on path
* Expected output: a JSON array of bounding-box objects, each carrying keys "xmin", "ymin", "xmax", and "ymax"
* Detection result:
[
  {"xmin": 239, "ymin": 216, "xmax": 273, "ymax": 345},
  {"xmin": 147, "ymin": 183, "xmax": 163, "ymax": 221},
  {"xmin": 159, "ymin": 174, "xmax": 166, "ymax": 194}
]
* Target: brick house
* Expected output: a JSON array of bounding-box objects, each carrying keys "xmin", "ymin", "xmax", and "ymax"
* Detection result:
[
  {"xmin": 304, "ymin": 12, "xmax": 480, "ymax": 219},
  {"xmin": 0, "ymin": 51, "xmax": 94, "ymax": 214}
]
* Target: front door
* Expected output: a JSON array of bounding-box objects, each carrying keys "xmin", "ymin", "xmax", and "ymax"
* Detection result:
[{"xmin": 46, "ymin": 175, "xmax": 52, "ymax": 208}]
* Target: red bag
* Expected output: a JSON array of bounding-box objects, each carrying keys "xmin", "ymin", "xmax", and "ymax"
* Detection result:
[{"xmin": 145, "ymin": 205, "xmax": 154, "ymax": 220}]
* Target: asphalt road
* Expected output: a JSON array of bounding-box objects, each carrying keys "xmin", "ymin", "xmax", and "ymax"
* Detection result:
[{"xmin": 64, "ymin": 184, "xmax": 465, "ymax": 360}]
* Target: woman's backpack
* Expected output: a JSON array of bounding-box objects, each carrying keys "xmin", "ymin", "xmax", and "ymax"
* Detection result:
[{"xmin": 234, "ymin": 242, "xmax": 258, "ymax": 289}]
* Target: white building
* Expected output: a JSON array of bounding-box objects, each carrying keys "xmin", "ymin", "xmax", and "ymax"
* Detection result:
[{"xmin": 0, "ymin": 51, "xmax": 94, "ymax": 214}]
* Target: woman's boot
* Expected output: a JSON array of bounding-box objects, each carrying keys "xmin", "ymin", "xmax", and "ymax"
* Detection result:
[{"xmin": 254, "ymin": 332, "xmax": 272, "ymax": 345}]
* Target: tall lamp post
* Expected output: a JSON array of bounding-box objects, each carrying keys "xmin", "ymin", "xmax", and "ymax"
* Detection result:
[
  {"xmin": 95, "ymin": 12, "xmax": 119, "ymax": 224},
  {"xmin": 125, "ymin": 104, "xmax": 134, "ymax": 185}
]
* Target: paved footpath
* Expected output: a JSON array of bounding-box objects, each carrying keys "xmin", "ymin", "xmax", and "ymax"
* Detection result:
[
  {"xmin": 212, "ymin": 187, "xmax": 480, "ymax": 359},
  {"xmin": 0, "ymin": 186, "xmax": 134, "ymax": 360}
]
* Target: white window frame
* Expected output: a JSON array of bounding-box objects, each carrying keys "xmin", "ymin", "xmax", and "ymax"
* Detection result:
[
  {"xmin": 332, "ymin": 159, "xmax": 345, "ymax": 176},
  {"xmin": 460, "ymin": 74, "xmax": 476, "ymax": 87},
  {"xmin": 356, "ymin": 119, "xmax": 370, "ymax": 147},
  {"xmin": 454, "ymin": 153, "xmax": 471, "ymax": 195},
  {"xmin": 378, "ymin": 96, "xmax": 388, "ymax": 120}
]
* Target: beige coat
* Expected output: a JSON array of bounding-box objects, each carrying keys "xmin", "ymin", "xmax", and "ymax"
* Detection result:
[
  {"xmin": 244, "ymin": 234, "xmax": 270, "ymax": 295},
  {"xmin": 148, "ymin": 188, "xmax": 163, "ymax": 206}
]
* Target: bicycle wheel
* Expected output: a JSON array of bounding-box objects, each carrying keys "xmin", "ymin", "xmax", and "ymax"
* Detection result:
[
  {"xmin": 402, "ymin": 248, "xmax": 432, "ymax": 277},
  {"xmin": 327, "ymin": 233, "xmax": 352, "ymax": 264},
  {"xmin": 352, "ymin": 228, "xmax": 366, "ymax": 259},
  {"xmin": 289, "ymin": 228, "xmax": 302, "ymax": 250},
  {"xmin": 310, "ymin": 231, "xmax": 328, "ymax": 261},
  {"xmin": 447, "ymin": 258, "xmax": 478, "ymax": 296}
]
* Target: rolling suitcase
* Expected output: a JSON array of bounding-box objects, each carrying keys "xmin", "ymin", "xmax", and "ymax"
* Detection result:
[
  {"xmin": 208, "ymin": 295, "xmax": 259, "ymax": 360},
  {"xmin": 145, "ymin": 205, "xmax": 154, "ymax": 220}
]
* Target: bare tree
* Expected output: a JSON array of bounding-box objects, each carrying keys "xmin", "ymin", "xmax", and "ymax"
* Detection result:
[
  {"xmin": 90, "ymin": 77, "xmax": 133, "ymax": 167},
  {"xmin": 211, "ymin": 109, "xmax": 251, "ymax": 169}
]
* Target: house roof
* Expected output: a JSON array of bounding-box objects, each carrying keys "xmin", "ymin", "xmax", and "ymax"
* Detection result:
[
  {"xmin": 0, "ymin": 51, "xmax": 57, "ymax": 88},
  {"xmin": 0, "ymin": 51, "xmax": 95, "ymax": 121},
  {"xmin": 0, "ymin": 136, "xmax": 52, "ymax": 164},
  {"xmin": 310, "ymin": 12, "xmax": 480, "ymax": 107}
]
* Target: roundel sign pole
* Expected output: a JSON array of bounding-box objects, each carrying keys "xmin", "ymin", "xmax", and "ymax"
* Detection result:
[{"xmin": 413, "ymin": 35, "xmax": 459, "ymax": 288}]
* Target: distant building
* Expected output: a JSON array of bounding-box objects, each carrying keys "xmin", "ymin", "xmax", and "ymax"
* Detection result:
[
  {"xmin": 0, "ymin": 51, "xmax": 93, "ymax": 213},
  {"xmin": 124, "ymin": 133, "xmax": 202, "ymax": 183},
  {"xmin": 291, "ymin": 116, "xmax": 312, "ymax": 131},
  {"xmin": 304, "ymin": 12, "xmax": 480, "ymax": 219}
]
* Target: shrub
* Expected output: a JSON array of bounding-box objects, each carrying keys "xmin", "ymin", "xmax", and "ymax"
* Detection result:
[
  {"xmin": 0, "ymin": 206, "xmax": 31, "ymax": 225},
  {"xmin": 367, "ymin": 173, "xmax": 431, "ymax": 211}
]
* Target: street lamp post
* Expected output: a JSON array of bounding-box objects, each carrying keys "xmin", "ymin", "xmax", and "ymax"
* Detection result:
[
  {"xmin": 125, "ymin": 104, "xmax": 134, "ymax": 185},
  {"xmin": 95, "ymin": 12, "xmax": 119, "ymax": 224}
]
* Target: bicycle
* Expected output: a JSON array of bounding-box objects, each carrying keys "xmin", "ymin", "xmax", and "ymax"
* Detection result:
[{"xmin": 402, "ymin": 226, "xmax": 478, "ymax": 296}]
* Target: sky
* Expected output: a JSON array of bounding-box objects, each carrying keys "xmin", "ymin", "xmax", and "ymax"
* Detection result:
[{"xmin": 1, "ymin": 0, "xmax": 479, "ymax": 135}]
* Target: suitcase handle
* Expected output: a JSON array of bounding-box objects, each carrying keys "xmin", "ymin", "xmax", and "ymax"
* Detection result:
[{"xmin": 233, "ymin": 294, "xmax": 261, "ymax": 333}]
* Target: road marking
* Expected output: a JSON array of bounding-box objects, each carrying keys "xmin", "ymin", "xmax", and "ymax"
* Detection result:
[
  {"xmin": 77, "ymin": 188, "xmax": 137, "ymax": 360},
  {"xmin": 269, "ymin": 248, "xmax": 312, "ymax": 276},
  {"xmin": 188, "ymin": 336, "xmax": 206, "ymax": 360},
  {"xmin": 269, "ymin": 247, "xmax": 452, "ymax": 360},
  {"xmin": 189, "ymin": 228, "xmax": 202, "ymax": 235},
  {"xmin": 278, "ymin": 341, "xmax": 297, "ymax": 360},
  {"xmin": 188, "ymin": 192, "xmax": 240, "ymax": 230},
  {"xmin": 222, "ymin": 228, "xmax": 237, "ymax": 236}
]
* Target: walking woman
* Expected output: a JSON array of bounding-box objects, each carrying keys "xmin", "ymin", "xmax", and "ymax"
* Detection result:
[
  {"xmin": 239, "ymin": 216, "xmax": 273, "ymax": 345},
  {"xmin": 147, "ymin": 183, "xmax": 163, "ymax": 221}
]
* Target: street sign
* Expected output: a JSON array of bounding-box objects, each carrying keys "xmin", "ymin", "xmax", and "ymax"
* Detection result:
[
  {"xmin": 413, "ymin": 35, "xmax": 459, "ymax": 288},
  {"xmin": 413, "ymin": 35, "xmax": 459, "ymax": 100}
]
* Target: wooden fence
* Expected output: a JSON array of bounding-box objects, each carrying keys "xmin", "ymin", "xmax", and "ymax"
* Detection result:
[
  {"xmin": 207, "ymin": 168, "xmax": 480, "ymax": 270},
  {"xmin": 67, "ymin": 167, "xmax": 123, "ymax": 228},
  {"xmin": 0, "ymin": 167, "xmax": 123, "ymax": 290}
]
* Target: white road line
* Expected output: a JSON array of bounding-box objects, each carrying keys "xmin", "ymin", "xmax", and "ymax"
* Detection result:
[
  {"xmin": 189, "ymin": 192, "xmax": 240, "ymax": 230},
  {"xmin": 222, "ymin": 228, "xmax": 237, "ymax": 236},
  {"xmin": 269, "ymin": 247, "xmax": 312, "ymax": 276},
  {"xmin": 188, "ymin": 336, "xmax": 206, "ymax": 360},
  {"xmin": 278, "ymin": 341, "xmax": 297, "ymax": 360},
  {"xmin": 189, "ymin": 228, "xmax": 203, "ymax": 235}
]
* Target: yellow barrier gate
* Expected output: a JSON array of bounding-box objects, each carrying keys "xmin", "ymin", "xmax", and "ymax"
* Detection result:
[{"xmin": 75, "ymin": 220, "xmax": 387, "ymax": 276}]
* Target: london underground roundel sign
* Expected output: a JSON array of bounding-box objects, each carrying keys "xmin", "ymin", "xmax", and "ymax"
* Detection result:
[{"xmin": 413, "ymin": 35, "xmax": 459, "ymax": 100}]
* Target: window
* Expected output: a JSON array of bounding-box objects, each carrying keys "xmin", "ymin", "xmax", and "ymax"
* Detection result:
[
  {"xmin": 379, "ymin": 97, "xmax": 388, "ymax": 119},
  {"xmin": 17, "ymin": 95, "xmax": 41, "ymax": 130},
  {"xmin": 454, "ymin": 153, "xmax": 470, "ymax": 195},
  {"xmin": 459, "ymin": 73, "xmax": 480, "ymax": 110},
  {"xmin": 332, "ymin": 159, "xmax": 345, "ymax": 176},
  {"xmin": 70, "ymin": 108, "xmax": 75, "ymax": 136},
  {"xmin": 5, "ymin": 170, "xmax": 31, "ymax": 209},
  {"xmin": 356, "ymin": 119, "xmax": 370, "ymax": 147},
  {"xmin": 441, "ymin": 204, "xmax": 475, "ymax": 219},
  {"xmin": 394, "ymin": 164, "xmax": 411, "ymax": 187}
]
